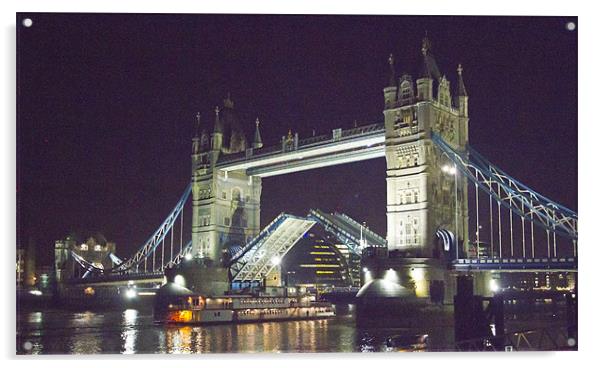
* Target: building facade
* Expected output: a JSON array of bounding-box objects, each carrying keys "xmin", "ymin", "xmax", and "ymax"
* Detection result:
[
  {"xmin": 384, "ymin": 37, "xmax": 470, "ymax": 258},
  {"xmin": 54, "ymin": 234, "xmax": 116, "ymax": 281},
  {"xmin": 191, "ymin": 97, "xmax": 263, "ymax": 265}
]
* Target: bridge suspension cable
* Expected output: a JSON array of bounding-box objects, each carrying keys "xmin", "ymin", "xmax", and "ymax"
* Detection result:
[
  {"xmin": 432, "ymin": 133, "xmax": 577, "ymax": 260},
  {"xmin": 70, "ymin": 183, "xmax": 192, "ymax": 278}
]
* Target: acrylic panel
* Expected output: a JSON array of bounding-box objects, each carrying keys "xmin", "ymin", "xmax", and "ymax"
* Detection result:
[{"xmin": 16, "ymin": 13, "xmax": 578, "ymax": 354}]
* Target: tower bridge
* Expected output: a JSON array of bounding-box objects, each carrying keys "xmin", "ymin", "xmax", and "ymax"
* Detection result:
[{"xmin": 59, "ymin": 37, "xmax": 577, "ymax": 304}]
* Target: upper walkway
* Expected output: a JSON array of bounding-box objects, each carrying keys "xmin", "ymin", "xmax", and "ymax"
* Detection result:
[{"xmin": 217, "ymin": 122, "xmax": 385, "ymax": 177}]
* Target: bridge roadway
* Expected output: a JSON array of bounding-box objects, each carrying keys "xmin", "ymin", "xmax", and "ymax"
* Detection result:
[
  {"xmin": 217, "ymin": 122, "xmax": 385, "ymax": 177},
  {"xmin": 66, "ymin": 256, "xmax": 577, "ymax": 289},
  {"xmin": 451, "ymin": 257, "xmax": 577, "ymax": 272}
]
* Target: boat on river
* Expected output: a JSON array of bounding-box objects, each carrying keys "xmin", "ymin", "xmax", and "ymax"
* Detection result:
[{"xmin": 154, "ymin": 283, "xmax": 335, "ymax": 324}]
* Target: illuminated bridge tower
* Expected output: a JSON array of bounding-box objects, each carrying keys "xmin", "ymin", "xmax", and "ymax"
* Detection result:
[
  {"xmin": 189, "ymin": 96, "xmax": 263, "ymax": 293},
  {"xmin": 380, "ymin": 37, "xmax": 470, "ymax": 300}
]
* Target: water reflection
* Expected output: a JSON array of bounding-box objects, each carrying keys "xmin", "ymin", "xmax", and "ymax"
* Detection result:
[
  {"xmin": 165, "ymin": 326, "xmax": 193, "ymax": 353},
  {"xmin": 121, "ymin": 309, "xmax": 138, "ymax": 354},
  {"xmin": 15, "ymin": 306, "xmax": 476, "ymax": 354},
  {"xmin": 27, "ymin": 311, "xmax": 43, "ymax": 324},
  {"xmin": 67, "ymin": 311, "xmax": 103, "ymax": 354}
]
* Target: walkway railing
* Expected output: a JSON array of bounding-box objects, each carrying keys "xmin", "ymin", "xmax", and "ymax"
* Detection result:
[
  {"xmin": 454, "ymin": 326, "xmax": 576, "ymax": 351},
  {"xmin": 217, "ymin": 122, "xmax": 385, "ymax": 166}
]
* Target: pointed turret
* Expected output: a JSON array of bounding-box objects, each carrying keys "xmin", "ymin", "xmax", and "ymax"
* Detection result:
[
  {"xmin": 211, "ymin": 106, "xmax": 223, "ymax": 151},
  {"xmin": 416, "ymin": 34, "xmax": 440, "ymax": 101},
  {"xmin": 200, "ymin": 128, "xmax": 209, "ymax": 151},
  {"xmin": 456, "ymin": 64, "xmax": 469, "ymax": 117},
  {"xmin": 457, "ymin": 64, "xmax": 468, "ymax": 97},
  {"xmin": 219, "ymin": 94, "xmax": 247, "ymax": 153},
  {"xmin": 253, "ymin": 118, "xmax": 263, "ymax": 149},
  {"xmin": 388, "ymin": 53, "xmax": 396, "ymax": 87},
  {"xmin": 383, "ymin": 53, "xmax": 398, "ymax": 109},
  {"xmin": 213, "ymin": 106, "xmax": 224, "ymax": 134},
  {"xmin": 192, "ymin": 112, "xmax": 201, "ymax": 154},
  {"xmin": 419, "ymin": 34, "xmax": 441, "ymax": 80}
]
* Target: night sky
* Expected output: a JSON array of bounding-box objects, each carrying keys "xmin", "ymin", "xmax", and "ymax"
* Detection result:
[{"xmin": 16, "ymin": 14, "xmax": 577, "ymax": 266}]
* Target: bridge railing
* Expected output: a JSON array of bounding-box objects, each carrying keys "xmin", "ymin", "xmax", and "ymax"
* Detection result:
[
  {"xmin": 217, "ymin": 122, "xmax": 385, "ymax": 166},
  {"xmin": 454, "ymin": 326, "xmax": 575, "ymax": 351},
  {"xmin": 451, "ymin": 257, "xmax": 577, "ymax": 271}
]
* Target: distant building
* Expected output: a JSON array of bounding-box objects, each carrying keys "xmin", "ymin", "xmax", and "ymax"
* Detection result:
[
  {"xmin": 500, "ymin": 272, "xmax": 576, "ymax": 292},
  {"xmin": 16, "ymin": 248, "xmax": 24, "ymax": 287},
  {"xmin": 54, "ymin": 233, "xmax": 117, "ymax": 281},
  {"xmin": 281, "ymin": 226, "xmax": 356, "ymax": 291}
]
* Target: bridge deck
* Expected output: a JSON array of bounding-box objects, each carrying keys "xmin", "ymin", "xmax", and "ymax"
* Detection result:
[
  {"xmin": 452, "ymin": 257, "xmax": 577, "ymax": 272},
  {"xmin": 218, "ymin": 123, "xmax": 385, "ymax": 177}
]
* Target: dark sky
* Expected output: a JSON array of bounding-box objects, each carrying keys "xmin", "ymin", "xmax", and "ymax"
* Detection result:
[{"xmin": 16, "ymin": 13, "xmax": 577, "ymax": 266}]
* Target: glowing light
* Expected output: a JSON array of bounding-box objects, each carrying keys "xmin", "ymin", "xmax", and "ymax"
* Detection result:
[
  {"xmin": 410, "ymin": 267, "xmax": 424, "ymax": 281},
  {"xmin": 442, "ymin": 165, "xmax": 457, "ymax": 175},
  {"xmin": 125, "ymin": 289, "xmax": 137, "ymax": 299},
  {"xmin": 384, "ymin": 268, "xmax": 399, "ymax": 283},
  {"xmin": 362, "ymin": 267, "xmax": 368, "ymax": 272},
  {"xmin": 271, "ymin": 256, "xmax": 281, "ymax": 266},
  {"xmin": 29, "ymin": 290, "xmax": 42, "ymax": 296},
  {"xmin": 184, "ymin": 253, "xmax": 192, "ymax": 261},
  {"xmin": 174, "ymin": 274, "xmax": 186, "ymax": 287},
  {"xmin": 167, "ymin": 310, "xmax": 193, "ymax": 323},
  {"xmin": 489, "ymin": 279, "xmax": 500, "ymax": 293}
]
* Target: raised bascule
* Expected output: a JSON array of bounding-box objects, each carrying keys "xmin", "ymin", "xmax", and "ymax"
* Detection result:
[{"xmin": 59, "ymin": 37, "xmax": 577, "ymax": 309}]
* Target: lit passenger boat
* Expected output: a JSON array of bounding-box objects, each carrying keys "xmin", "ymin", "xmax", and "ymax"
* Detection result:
[{"xmin": 154, "ymin": 284, "xmax": 335, "ymax": 324}]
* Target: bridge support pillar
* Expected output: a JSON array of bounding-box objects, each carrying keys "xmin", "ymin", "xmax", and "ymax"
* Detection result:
[
  {"xmin": 360, "ymin": 253, "xmax": 451, "ymax": 303},
  {"xmin": 166, "ymin": 260, "xmax": 229, "ymax": 296},
  {"xmin": 473, "ymin": 271, "xmax": 496, "ymax": 298}
]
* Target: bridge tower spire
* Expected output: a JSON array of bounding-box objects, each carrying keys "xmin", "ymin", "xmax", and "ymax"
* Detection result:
[
  {"xmin": 456, "ymin": 63, "xmax": 469, "ymax": 117},
  {"xmin": 211, "ymin": 106, "xmax": 224, "ymax": 153},
  {"xmin": 379, "ymin": 36, "xmax": 470, "ymax": 302},
  {"xmin": 253, "ymin": 118, "xmax": 263, "ymax": 149},
  {"xmin": 383, "ymin": 54, "xmax": 398, "ymax": 109}
]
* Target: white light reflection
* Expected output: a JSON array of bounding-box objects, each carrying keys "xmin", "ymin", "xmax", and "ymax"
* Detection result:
[{"xmin": 121, "ymin": 309, "xmax": 138, "ymax": 354}]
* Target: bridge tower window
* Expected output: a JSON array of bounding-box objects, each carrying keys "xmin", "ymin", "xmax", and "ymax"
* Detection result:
[
  {"xmin": 399, "ymin": 219, "xmax": 405, "ymax": 246},
  {"xmin": 404, "ymin": 191, "xmax": 413, "ymax": 204},
  {"xmin": 232, "ymin": 188, "xmax": 242, "ymax": 201}
]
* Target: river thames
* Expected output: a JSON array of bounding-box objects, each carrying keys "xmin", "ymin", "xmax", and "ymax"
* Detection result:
[{"xmin": 17, "ymin": 303, "xmax": 571, "ymax": 354}]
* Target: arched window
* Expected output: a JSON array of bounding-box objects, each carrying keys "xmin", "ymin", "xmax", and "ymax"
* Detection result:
[
  {"xmin": 231, "ymin": 187, "xmax": 242, "ymax": 201},
  {"xmin": 412, "ymin": 218, "xmax": 420, "ymax": 244},
  {"xmin": 399, "ymin": 78, "xmax": 415, "ymax": 106},
  {"xmin": 413, "ymin": 190, "xmax": 419, "ymax": 203},
  {"xmin": 399, "ymin": 219, "xmax": 405, "ymax": 246},
  {"xmin": 405, "ymin": 221, "xmax": 413, "ymax": 245},
  {"xmin": 404, "ymin": 191, "xmax": 413, "ymax": 204}
]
